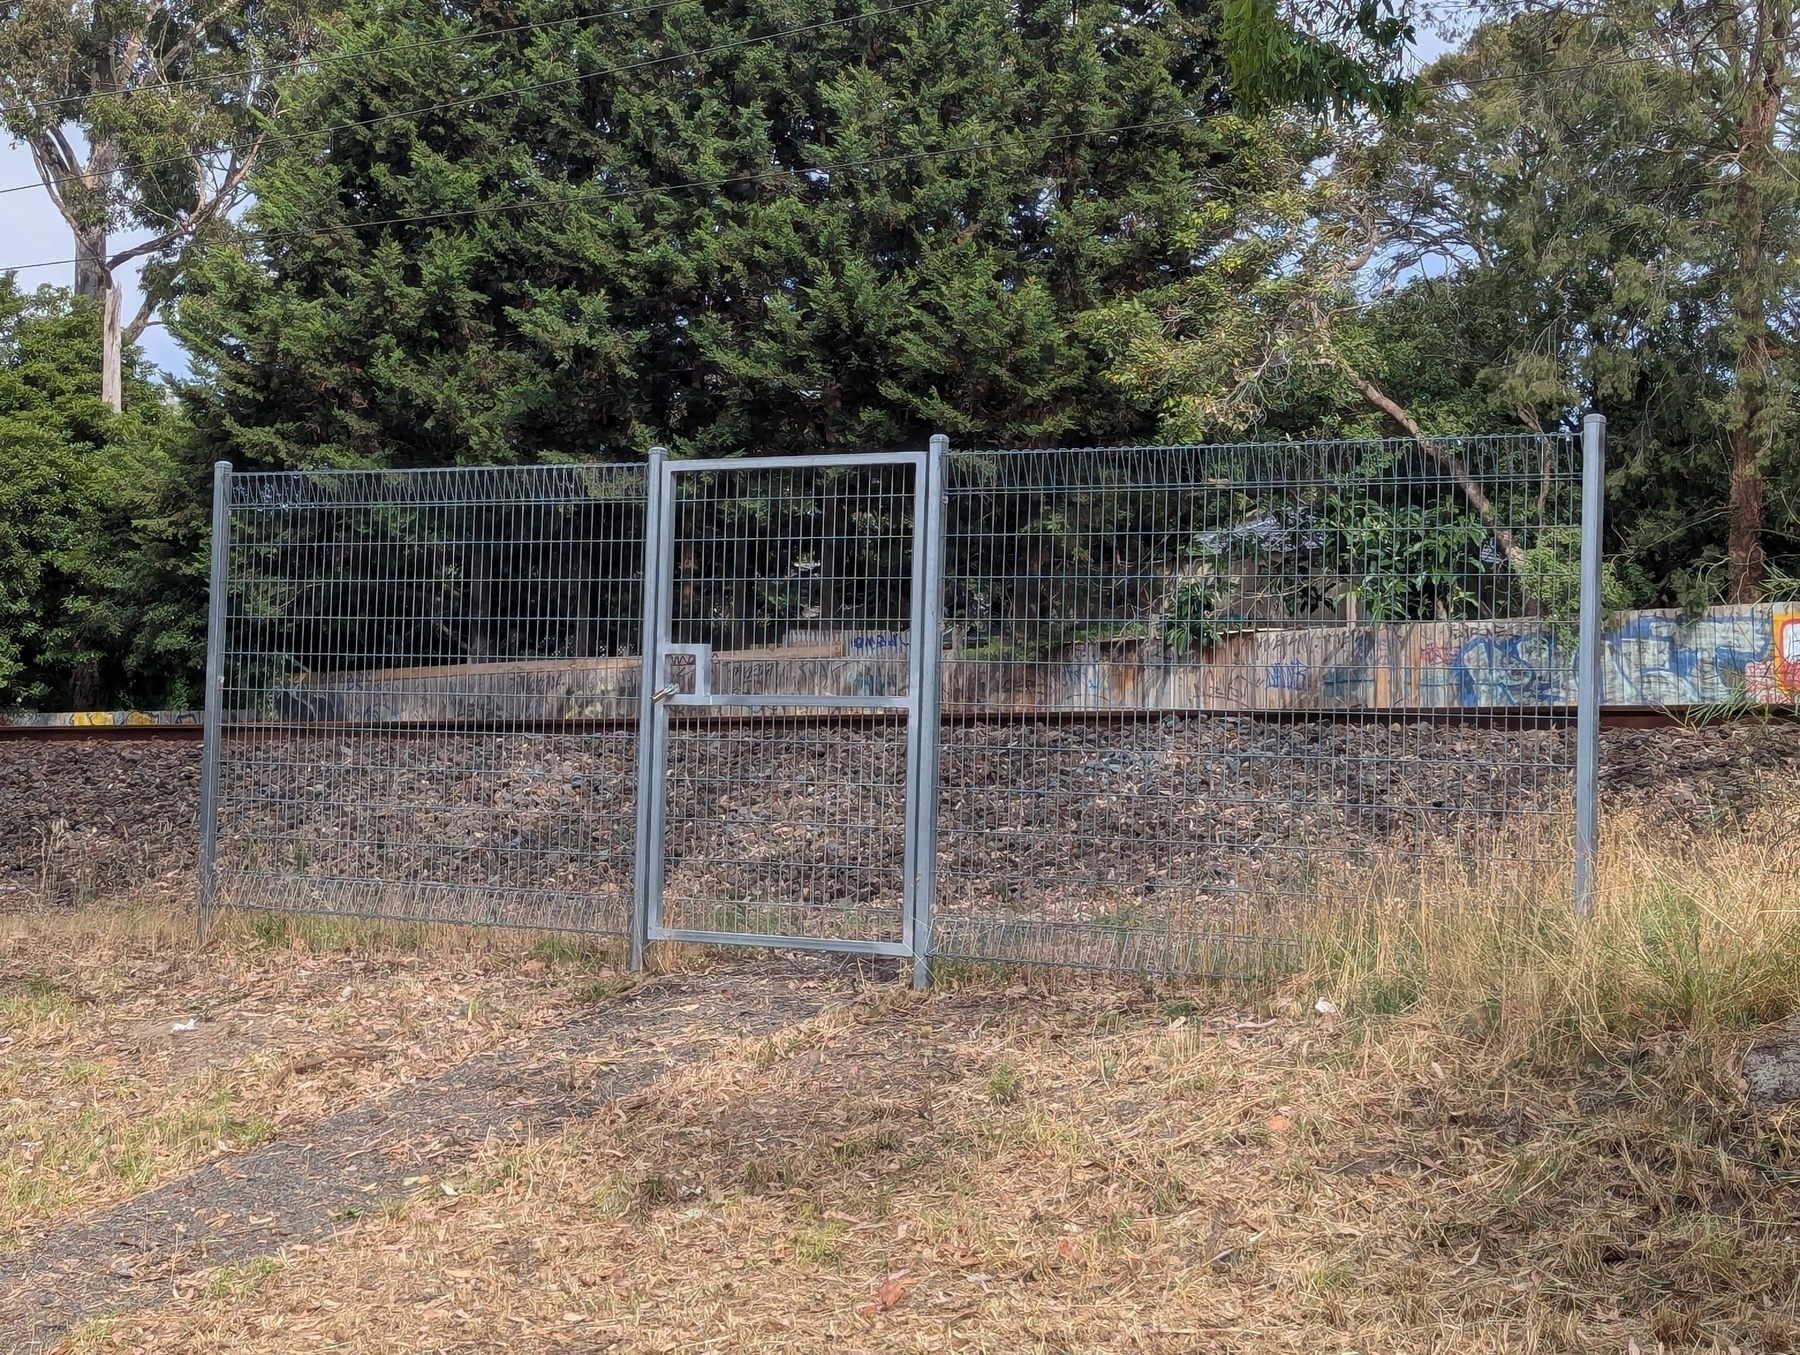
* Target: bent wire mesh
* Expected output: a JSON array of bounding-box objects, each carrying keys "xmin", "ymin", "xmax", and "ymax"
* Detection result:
[
  {"xmin": 210, "ymin": 463, "xmax": 648, "ymax": 934},
  {"xmin": 930, "ymin": 435, "xmax": 1582, "ymax": 975}
]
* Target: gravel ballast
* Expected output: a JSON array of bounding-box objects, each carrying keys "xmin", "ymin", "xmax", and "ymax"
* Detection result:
[{"xmin": 8, "ymin": 721, "xmax": 1798, "ymax": 939}]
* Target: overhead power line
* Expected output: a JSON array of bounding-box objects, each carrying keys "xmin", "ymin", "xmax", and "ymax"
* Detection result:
[
  {"xmin": 0, "ymin": 111, "xmax": 1217, "ymax": 274},
  {"xmin": 0, "ymin": 33, "xmax": 1755, "ymax": 274},
  {"xmin": 0, "ymin": 25, "xmax": 1747, "ymax": 205},
  {"xmin": 25, "ymin": 0, "xmax": 703, "ymax": 116},
  {"xmin": 0, "ymin": 0, "xmax": 934, "ymax": 198}
]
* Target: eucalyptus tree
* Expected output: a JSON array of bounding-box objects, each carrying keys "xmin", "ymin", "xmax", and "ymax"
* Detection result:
[
  {"xmin": 0, "ymin": 0, "xmax": 319, "ymax": 409},
  {"xmin": 1096, "ymin": 3, "xmax": 1800, "ymax": 606}
]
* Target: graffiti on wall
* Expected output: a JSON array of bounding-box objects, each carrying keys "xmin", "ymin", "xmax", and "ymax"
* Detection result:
[
  {"xmin": 1607, "ymin": 608, "xmax": 1786, "ymax": 706},
  {"xmin": 1239, "ymin": 605, "xmax": 1800, "ymax": 710},
  {"xmin": 1775, "ymin": 610, "xmax": 1800, "ymax": 696},
  {"xmin": 0, "ymin": 709, "xmax": 203, "ymax": 728},
  {"xmin": 1446, "ymin": 631, "xmax": 1566, "ymax": 706}
]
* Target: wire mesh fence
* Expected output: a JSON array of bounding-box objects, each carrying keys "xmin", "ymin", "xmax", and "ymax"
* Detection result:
[
  {"xmin": 644, "ymin": 456, "xmax": 927, "ymax": 955},
  {"xmin": 198, "ymin": 431, "xmax": 1595, "ymax": 977},
  {"xmin": 930, "ymin": 436, "xmax": 1585, "ymax": 973},
  {"xmin": 204, "ymin": 463, "xmax": 649, "ymax": 936}
]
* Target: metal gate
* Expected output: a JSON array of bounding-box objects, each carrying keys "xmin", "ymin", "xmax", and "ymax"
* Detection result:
[
  {"xmin": 633, "ymin": 450, "xmax": 942, "ymax": 968},
  {"xmin": 198, "ymin": 425, "xmax": 1607, "ymax": 982}
]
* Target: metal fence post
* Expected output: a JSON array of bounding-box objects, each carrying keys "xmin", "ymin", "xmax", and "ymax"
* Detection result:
[
  {"xmin": 197, "ymin": 460, "xmax": 233, "ymax": 943},
  {"xmin": 911, "ymin": 434, "xmax": 950, "ymax": 988},
  {"xmin": 630, "ymin": 446, "xmax": 668, "ymax": 971},
  {"xmin": 1574, "ymin": 414, "xmax": 1606, "ymax": 921}
]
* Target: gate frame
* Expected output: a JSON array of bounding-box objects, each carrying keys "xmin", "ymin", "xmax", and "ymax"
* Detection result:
[
  {"xmin": 630, "ymin": 447, "xmax": 944, "ymax": 969},
  {"xmin": 195, "ymin": 427, "xmax": 1602, "ymax": 976}
]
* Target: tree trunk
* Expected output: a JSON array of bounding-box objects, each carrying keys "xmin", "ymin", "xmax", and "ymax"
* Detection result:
[
  {"xmin": 73, "ymin": 222, "xmax": 123, "ymax": 411},
  {"xmin": 100, "ymin": 284, "xmax": 123, "ymax": 412},
  {"xmin": 74, "ymin": 225, "xmax": 108, "ymax": 303},
  {"xmin": 1728, "ymin": 426, "xmax": 1766, "ymax": 602},
  {"xmin": 1723, "ymin": 0, "xmax": 1787, "ymax": 604}
]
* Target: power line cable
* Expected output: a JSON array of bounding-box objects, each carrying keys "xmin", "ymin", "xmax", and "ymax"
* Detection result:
[
  {"xmin": 0, "ymin": 111, "xmax": 1215, "ymax": 273},
  {"xmin": 24, "ymin": 0, "xmax": 706, "ymax": 115},
  {"xmin": 2, "ymin": 16, "xmax": 1747, "ymax": 200},
  {"xmin": 0, "ymin": 29, "xmax": 1750, "ymax": 201},
  {"xmin": 0, "ymin": 0, "xmax": 933, "ymax": 197},
  {"xmin": 0, "ymin": 32, "xmax": 1763, "ymax": 272}
]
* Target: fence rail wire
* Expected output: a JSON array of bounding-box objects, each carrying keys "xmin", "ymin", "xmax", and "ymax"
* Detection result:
[{"xmin": 198, "ymin": 431, "xmax": 1594, "ymax": 975}]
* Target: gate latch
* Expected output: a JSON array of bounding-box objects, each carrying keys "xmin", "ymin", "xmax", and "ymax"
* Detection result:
[{"xmin": 657, "ymin": 643, "xmax": 714, "ymax": 701}]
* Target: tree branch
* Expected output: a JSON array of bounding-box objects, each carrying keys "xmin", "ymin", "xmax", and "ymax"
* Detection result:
[
  {"xmin": 1351, "ymin": 371, "xmax": 1531, "ymax": 578},
  {"xmin": 123, "ymin": 291, "xmax": 159, "ymax": 343}
]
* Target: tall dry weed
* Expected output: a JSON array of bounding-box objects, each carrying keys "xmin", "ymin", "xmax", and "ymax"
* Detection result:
[{"xmin": 1307, "ymin": 797, "xmax": 1800, "ymax": 1068}]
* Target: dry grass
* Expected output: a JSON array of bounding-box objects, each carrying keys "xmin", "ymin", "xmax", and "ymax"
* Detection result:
[
  {"xmin": 7, "ymin": 780, "xmax": 1800, "ymax": 1353},
  {"xmin": 31, "ymin": 797, "xmax": 1799, "ymax": 1355},
  {"xmin": 0, "ymin": 904, "xmax": 613, "ymax": 1247}
]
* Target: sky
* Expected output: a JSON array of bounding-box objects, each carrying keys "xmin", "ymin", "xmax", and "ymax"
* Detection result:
[
  {"xmin": 0, "ymin": 23, "xmax": 1456, "ymax": 384},
  {"xmin": 0, "ymin": 139, "xmax": 189, "ymax": 376}
]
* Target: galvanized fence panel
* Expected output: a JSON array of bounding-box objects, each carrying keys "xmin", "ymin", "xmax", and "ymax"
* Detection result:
[
  {"xmin": 929, "ymin": 435, "xmax": 1585, "ymax": 974},
  {"xmin": 203, "ymin": 463, "xmax": 648, "ymax": 936},
  {"xmin": 198, "ymin": 431, "xmax": 1594, "ymax": 978}
]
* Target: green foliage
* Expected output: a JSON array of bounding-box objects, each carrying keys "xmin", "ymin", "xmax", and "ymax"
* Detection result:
[
  {"xmin": 1517, "ymin": 526, "xmax": 1633, "ymax": 623},
  {"xmin": 0, "ymin": 278, "xmax": 204, "ymax": 710},
  {"xmin": 1221, "ymin": 0, "xmax": 1412, "ymax": 118},
  {"xmin": 1162, "ymin": 575, "xmax": 1225, "ymax": 654},
  {"xmin": 0, "ymin": 0, "xmax": 322, "ymax": 290},
  {"xmin": 175, "ymin": 0, "xmax": 1247, "ymax": 468},
  {"xmin": 1321, "ymin": 494, "xmax": 1489, "ymax": 621}
]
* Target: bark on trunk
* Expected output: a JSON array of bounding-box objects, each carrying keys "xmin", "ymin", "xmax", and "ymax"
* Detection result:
[
  {"xmin": 74, "ymin": 227, "xmax": 109, "ymax": 303},
  {"xmin": 1724, "ymin": 0, "xmax": 1786, "ymax": 604},
  {"xmin": 1728, "ymin": 427, "xmax": 1767, "ymax": 603},
  {"xmin": 73, "ymin": 226, "xmax": 124, "ymax": 411},
  {"xmin": 100, "ymin": 284, "xmax": 123, "ymax": 412}
]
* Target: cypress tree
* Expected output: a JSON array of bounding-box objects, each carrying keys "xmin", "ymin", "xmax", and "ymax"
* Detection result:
[{"xmin": 175, "ymin": 0, "xmax": 1244, "ymax": 466}]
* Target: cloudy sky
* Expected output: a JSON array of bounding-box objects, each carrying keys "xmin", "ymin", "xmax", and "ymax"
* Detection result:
[{"xmin": 1, "ymin": 25, "xmax": 1452, "ymax": 384}]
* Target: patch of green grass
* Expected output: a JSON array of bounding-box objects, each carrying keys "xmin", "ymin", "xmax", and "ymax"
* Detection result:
[
  {"xmin": 987, "ymin": 1061, "xmax": 1021, "ymax": 1105},
  {"xmin": 533, "ymin": 935, "xmax": 619, "ymax": 967},
  {"xmin": 0, "ymin": 975, "xmax": 73, "ymax": 1028},
  {"xmin": 1359, "ymin": 970, "xmax": 1424, "ymax": 1017},
  {"xmin": 1, "ymin": 1082, "xmax": 277, "ymax": 1234},
  {"xmin": 205, "ymin": 1255, "xmax": 283, "ymax": 1300},
  {"xmin": 243, "ymin": 911, "xmax": 292, "ymax": 949},
  {"xmin": 579, "ymin": 976, "xmax": 635, "ymax": 1004},
  {"xmin": 58, "ymin": 1315, "xmax": 117, "ymax": 1353},
  {"xmin": 792, "ymin": 1220, "xmax": 848, "ymax": 1267},
  {"xmin": 832, "ymin": 1125, "xmax": 904, "ymax": 1165},
  {"xmin": 742, "ymin": 1157, "xmax": 796, "ymax": 1193},
  {"xmin": 1300, "ymin": 1256, "xmax": 1359, "ymax": 1299}
]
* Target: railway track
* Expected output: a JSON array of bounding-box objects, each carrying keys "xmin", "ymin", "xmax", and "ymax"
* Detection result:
[{"xmin": 1, "ymin": 703, "xmax": 1792, "ymax": 741}]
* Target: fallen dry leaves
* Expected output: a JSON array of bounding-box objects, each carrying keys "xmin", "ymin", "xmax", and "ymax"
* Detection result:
[
  {"xmin": 0, "ymin": 905, "xmax": 602, "ymax": 1246},
  {"xmin": 58, "ymin": 971, "xmax": 1800, "ymax": 1355}
]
